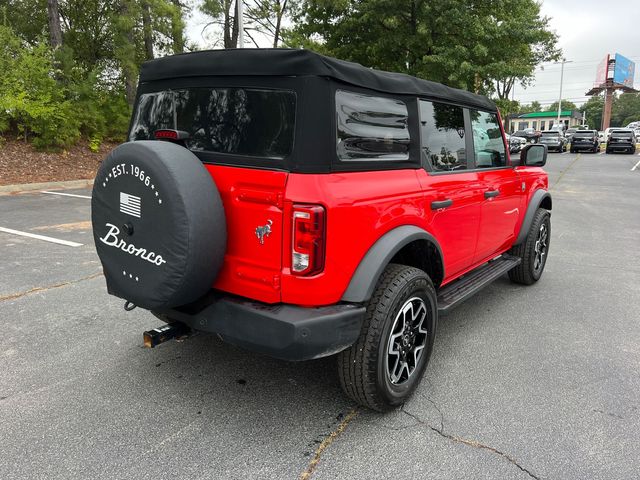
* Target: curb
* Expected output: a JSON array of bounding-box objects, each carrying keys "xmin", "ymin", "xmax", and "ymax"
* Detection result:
[{"xmin": 0, "ymin": 178, "xmax": 94, "ymax": 195}]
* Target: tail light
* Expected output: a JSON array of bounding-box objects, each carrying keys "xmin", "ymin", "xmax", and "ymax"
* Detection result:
[{"xmin": 291, "ymin": 204, "xmax": 325, "ymax": 276}]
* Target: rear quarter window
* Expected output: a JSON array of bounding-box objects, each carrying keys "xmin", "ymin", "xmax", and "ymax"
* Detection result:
[
  {"xmin": 336, "ymin": 90, "xmax": 410, "ymax": 161},
  {"xmin": 129, "ymin": 87, "xmax": 296, "ymax": 159}
]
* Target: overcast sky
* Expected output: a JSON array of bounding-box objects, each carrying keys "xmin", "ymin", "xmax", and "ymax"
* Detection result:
[
  {"xmin": 185, "ymin": 0, "xmax": 640, "ymax": 107},
  {"xmin": 514, "ymin": 0, "xmax": 640, "ymax": 107}
]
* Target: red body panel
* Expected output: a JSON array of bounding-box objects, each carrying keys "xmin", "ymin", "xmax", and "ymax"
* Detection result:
[
  {"xmin": 205, "ymin": 164, "xmax": 287, "ymax": 304},
  {"xmin": 204, "ymin": 149, "xmax": 547, "ymax": 306}
]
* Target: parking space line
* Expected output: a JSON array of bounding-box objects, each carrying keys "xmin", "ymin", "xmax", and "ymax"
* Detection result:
[
  {"xmin": 0, "ymin": 227, "xmax": 83, "ymax": 247},
  {"xmin": 41, "ymin": 191, "xmax": 91, "ymax": 199},
  {"xmin": 631, "ymin": 158, "xmax": 640, "ymax": 171}
]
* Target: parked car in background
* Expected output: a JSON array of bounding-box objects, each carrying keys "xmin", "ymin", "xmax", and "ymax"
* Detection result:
[
  {"xmin": 564, "ymin": 128, "xmax": 578, "ymax": 142},
  {"xmin": 598, "ymin": 131, "xmax": 605, "ymax": 143},
  {"xmin": 633, "ymin": 128, "xmax": 640, "ymax": 140},
  {"xmin": 606, "ymin": 129, "xmax": 637, "ymax": 154},
  {"xmin": 626, "ymin": 121, "xmax": 640, "ymax": 130},
  {"xmin": 539, "ymin": 131, "xmax": 567, "ymax": 152},
  {"xmin": 513, "ymin": 128, "xmax": 540, "ymax": 144},
  {"xmin": 506, "ymin": 133, "xmax": 527, "ymax": 153},
  {"xmin": 570, "ymin": 130, "xmax": 599, "ymax": 153}
]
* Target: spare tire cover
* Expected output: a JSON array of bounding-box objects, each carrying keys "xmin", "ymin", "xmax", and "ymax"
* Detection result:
[{"xmin": 91, "ymin": 141, "xmax": 226, "ymax": 310}]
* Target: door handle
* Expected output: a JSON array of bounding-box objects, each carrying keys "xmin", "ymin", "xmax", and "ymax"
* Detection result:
[
  {"xmin": 431, "ymin": 199, "xmax": 453, "ymax": 210},
  {"xmin": 484, "ymin": 190, "xmax": 500, "ymax": 199}
]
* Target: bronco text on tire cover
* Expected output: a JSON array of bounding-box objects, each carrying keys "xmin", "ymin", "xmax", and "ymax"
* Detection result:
[{"xmin": 91, "ymin": 141, "xmax": 226, "ymax": 310}]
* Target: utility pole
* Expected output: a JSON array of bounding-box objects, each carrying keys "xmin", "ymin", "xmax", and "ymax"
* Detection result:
[
  {"xmin": 556, "ymin": 59, "xmax": 572, "ymax": 130},
  {"xmin": 237, "ymin": 0, "xmax": 244, "ymax": 48}
]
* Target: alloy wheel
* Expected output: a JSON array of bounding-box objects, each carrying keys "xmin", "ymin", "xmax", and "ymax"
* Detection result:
[
  {"xmin": 386, "ymin": 297, "xmax": 429, "ymax": 385},
  {"xmin": 533, "ymin": 222, "xmax": 548, "ymax": 272}
]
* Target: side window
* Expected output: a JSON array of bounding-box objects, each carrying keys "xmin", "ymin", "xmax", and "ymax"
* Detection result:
[
  {"xmin": 470, "ymin": 110, "xmax": 507, "ymax": 168},
  {"xmin": 419, "ymin": 100, "xmax": 467, "ymax": 172},
  {"xmin": 336, "ymin": 90, "xmax": 410, "ymax": 161}
]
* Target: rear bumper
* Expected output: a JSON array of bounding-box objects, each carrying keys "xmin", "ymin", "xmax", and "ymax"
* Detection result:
[
  {"xmin": 153, "ymin": 293, "xmax": 365, "ymax": 361},
  {"xmin": 571, "ymin": 142, "xmax": 598, "ymax": 150},
  {"xmin": 607, "ymin": 142, "xmax": 635, "ymax": 150}
]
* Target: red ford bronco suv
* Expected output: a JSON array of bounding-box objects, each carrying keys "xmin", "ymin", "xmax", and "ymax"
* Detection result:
[{"xmin": 92, "ymin": 49, "xmax": 551, "ymax": 411}]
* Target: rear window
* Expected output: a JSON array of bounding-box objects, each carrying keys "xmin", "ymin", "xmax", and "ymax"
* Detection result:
[
  {"xmin": 574, "ymin": 132, "xmax": 595, "ymax": 138},
  {"xmin": 129, "ymin": 87, "xmax": 296, "ymax": 158},
  {"xmin": 541, "ymin": 132, "xmax": 559, "ymax": 137},
  {"xmin": 336, "ymin": 90, "xmax": 410, "ymax": 161},
  {"xmin": 611, "ymin": 132, "xmax": 633, "ymax": 138}
]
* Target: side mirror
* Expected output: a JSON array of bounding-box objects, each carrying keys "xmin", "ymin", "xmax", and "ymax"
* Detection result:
[{"xmin": 520, "ymin": 143, "xmax": 547, "ymax": 167}]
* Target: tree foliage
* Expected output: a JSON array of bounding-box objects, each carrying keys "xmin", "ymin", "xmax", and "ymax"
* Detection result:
[
  {"xmin": 287, "ymin": 0, "xmax": 559, "ymax": 96},
  {"xmin": 0, "ymin": 0, "xmax": 187, "ymax": 149},
  {"xmin": 579, "ymin": 96, "xmax": 603, "ymax": 130},
  {"xmin": 200, "ymin": 0, "xmax": 296, "ymax": 48},
  {"xmin": 546, "ymin": 99, "xmax": 578, "ymax": 113}
]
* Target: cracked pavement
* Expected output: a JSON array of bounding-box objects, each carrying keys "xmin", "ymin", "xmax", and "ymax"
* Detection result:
[{"xmin": 1, "ymin": 152, "xmax": 640, "ymax": 479}]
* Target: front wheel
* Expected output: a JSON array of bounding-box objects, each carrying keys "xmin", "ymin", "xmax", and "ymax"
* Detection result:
[
  {"xmin": 508, "ymin": 208, "xmax": 551, "ymax": 285},
  {"xmin": 337, "ymin": 264, "xmax": 437, "ymax": 411}
]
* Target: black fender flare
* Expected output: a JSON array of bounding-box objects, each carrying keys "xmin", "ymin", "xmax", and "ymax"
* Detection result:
[
  {"xmin": 514, "ymin": 190, "xmax": 552, "ymax": 245},
  {"xmin": 341, "ymin": 225, "xmax": 443, "ymax": 303}
]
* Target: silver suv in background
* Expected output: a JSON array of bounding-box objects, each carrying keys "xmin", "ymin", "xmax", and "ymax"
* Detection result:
[{"xmin": 539, "ymin": 131, "xmax": 567, "ymax": 152}]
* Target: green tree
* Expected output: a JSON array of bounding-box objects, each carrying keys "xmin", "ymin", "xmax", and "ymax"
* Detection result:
[
  {"xmin": 611, "ymin": 93, "xmax": 640, "ymax": 127},
  {"xmin": 521, "ymin": 101, "xmax": 542, "ymax": 112},
  {"xmin": 547, "ymin": 100, "xmax": 578, "ymax": 113},
  {"xmin": 201, "ymin": 0, "xmax": 295, "ymax": 48},
  {"xmin": 579, "ymin": 96, "xmax": 604, "ymax": 130},
  {"xmin": 287, "ymin": 0, "xmax": 559, "ymax": 95}
]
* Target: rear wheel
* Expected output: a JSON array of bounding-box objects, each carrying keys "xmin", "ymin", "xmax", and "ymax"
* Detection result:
[
  {"xmin": 508, "ymin": 208, "xmax": 551, "ymax": 285},
  {"xmin": 337, "ymin": 264, "xmax": 437, "ymax": 411}
]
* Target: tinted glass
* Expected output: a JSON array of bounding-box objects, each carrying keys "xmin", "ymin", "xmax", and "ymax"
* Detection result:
[
  {"xmin": 129, "ymin": 88, "xmax": 296, "ymax": 158},
  {"xmin": 419, "ymin": 100, "xmax": 467, "ymax": 171},
  {"xmin": 573, "ymin": 131, "xmax": 596, "ymax": 138},
  {"xmin": 470, "ymin": 110, "xmax": 506, "ymax": 168},
  {"xmin": 541, "ymin": 132, "xmax": 560, "ymax": 137},
  {"xmin": 336, "ymin": 90, "xmax": 410, "ymax": 161},
  {"xmin": 611, "ymin": 132, "xmax": 633, "ymax": 139}
]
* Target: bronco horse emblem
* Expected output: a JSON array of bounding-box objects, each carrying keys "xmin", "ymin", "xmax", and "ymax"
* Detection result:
[{"xmin": 255, "ymin": 220, "xmax": 273, "ymax": 245}]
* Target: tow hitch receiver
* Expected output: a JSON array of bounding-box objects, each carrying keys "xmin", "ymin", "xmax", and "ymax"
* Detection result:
[{"xmin": 143, "ymin": 322, "xmax": 191, "ymax": 348}]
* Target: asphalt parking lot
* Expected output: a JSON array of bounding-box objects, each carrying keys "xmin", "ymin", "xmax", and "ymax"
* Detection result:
[{"xmin": 1, "ymin": 150, "xmax": 640, "ymax": 480}]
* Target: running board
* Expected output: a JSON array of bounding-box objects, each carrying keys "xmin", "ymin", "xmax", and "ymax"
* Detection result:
[{"xmin": 437, "ymin": 254, "xmax": 521, "ymax": 314}]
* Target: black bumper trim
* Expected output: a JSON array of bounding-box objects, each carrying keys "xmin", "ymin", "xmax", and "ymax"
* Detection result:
[{"xmin": 154, "ymin": 293, "xmax": 365, "ymax": 361}]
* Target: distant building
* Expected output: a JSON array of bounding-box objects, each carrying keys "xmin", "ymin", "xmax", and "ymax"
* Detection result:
[{"xmin": 507, "ymin": 110, "xmax": 583, "ymax": 133}]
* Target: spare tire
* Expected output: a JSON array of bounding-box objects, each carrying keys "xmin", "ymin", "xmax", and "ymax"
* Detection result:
[{"xmin": 91, "ymin": 141, "xmax": 226, "ymax": 310}]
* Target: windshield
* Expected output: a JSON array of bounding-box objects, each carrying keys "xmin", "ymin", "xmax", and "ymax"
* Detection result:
[{"xmin": 129, "ymin": 87, "xmax": 296, "ymax": 159}]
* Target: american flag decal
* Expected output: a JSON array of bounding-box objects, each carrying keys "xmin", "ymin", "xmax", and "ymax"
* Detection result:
[{"xmin": 120, "ymin": 192, "xmax": 141, "ymax": 218}]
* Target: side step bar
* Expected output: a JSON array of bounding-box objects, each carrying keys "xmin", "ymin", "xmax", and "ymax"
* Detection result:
[{"xmin": 437, "ymin": 254, "xmax": 521, "ymax": 314}]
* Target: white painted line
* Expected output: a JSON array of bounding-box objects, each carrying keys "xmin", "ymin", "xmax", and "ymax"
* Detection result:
[
  {"xmin": 41, "ymin": 191, "xmax": 91, "ymax": 199},
  {"xmin": 0, "ymin": 227, "xmax": 83, "ymax": 247},
  {"xmin": 631, "ymin": 158, "xmax": 640, "ymax": 171}
]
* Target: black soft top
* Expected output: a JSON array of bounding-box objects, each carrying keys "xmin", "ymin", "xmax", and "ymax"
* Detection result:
[{"xmin": 139, "ymin": 48, "xmax": 496, "ymax": 111}]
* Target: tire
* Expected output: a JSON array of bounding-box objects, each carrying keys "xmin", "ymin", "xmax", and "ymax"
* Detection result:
[
  {"xmin": 337, "ymin": 264, "xmax": 437, "ymax": 411},
  {"xmin": 508, "ymin": 208, "xmax": 550, "ymax": 285},
  {"xmin": 606, "ymin": 148, "xmax": 611, "ymax": 154},
  {"xmin": 92, "ymin": 141, "xmax": 226, "ymax": 310},
  {"xmin": 570, "ymin": 148, "xmax": 575, "ymax": 154}
]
